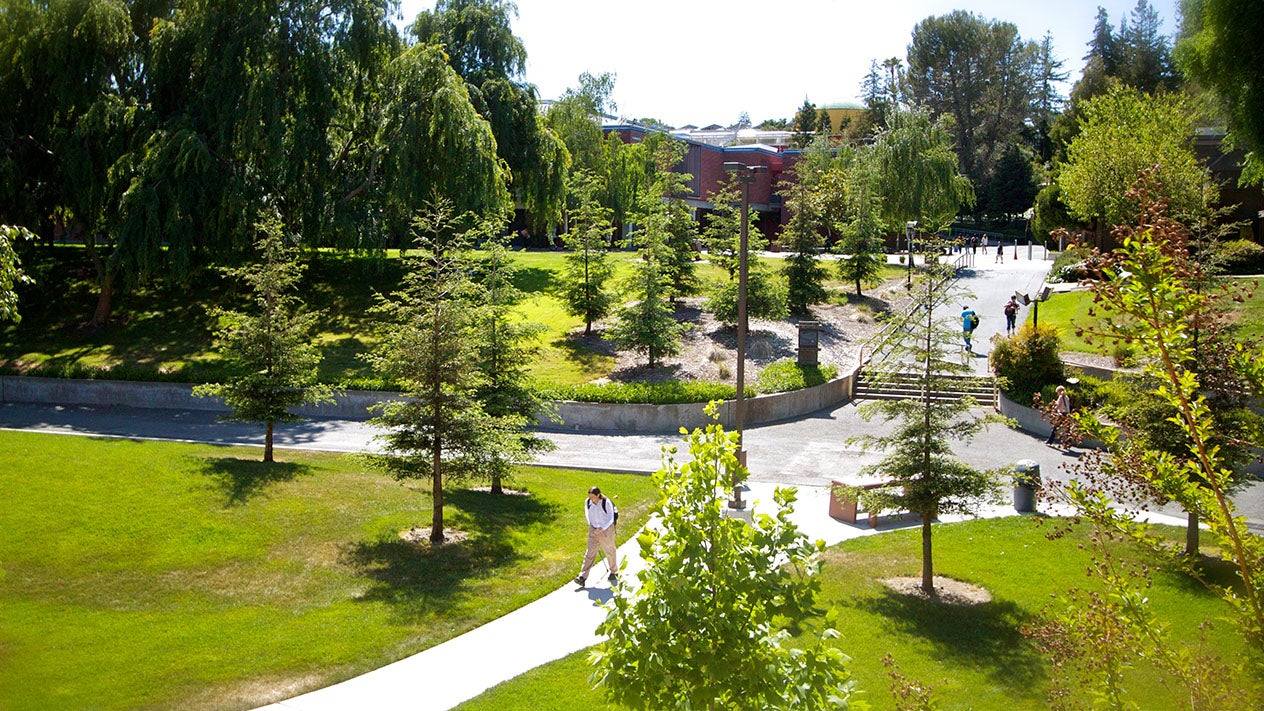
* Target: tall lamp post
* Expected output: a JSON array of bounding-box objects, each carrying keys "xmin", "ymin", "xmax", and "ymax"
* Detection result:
[
  {"xmin": 723, "ymin": 161, "xmax": 766, "ymax": 510},
  {"xmin": 905, "ymin": 221, "xmax": 917, "ymax": 288}
]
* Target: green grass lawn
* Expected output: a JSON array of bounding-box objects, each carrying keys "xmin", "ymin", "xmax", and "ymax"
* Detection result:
[
  {"xmin": 1033, "ymin": 277, "xmax": 1264, "ymax": 356},
  {"xmin": 456, "ymin": 517, "xmax": 1260, "ymax": 711},
  {"xmin": 2, "ymin": 246, "xmax": 881, "ymax": 389},
  {"xmin": 0, "ymin": 430, "xmax": 659, "ymax": 711}
]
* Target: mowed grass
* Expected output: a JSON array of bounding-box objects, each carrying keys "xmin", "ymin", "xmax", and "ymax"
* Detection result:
[
  {"xmin": 1, "ymin": 246, "xmax": 899, "ymax": 388},
  {"xmin": 0, "ymin": 430, "xmax": 659, "ymax": 710},
  {"xmin": 456, "ymin": 517, "xmax": 1260, "ymax": 711},
  {"xmin": 1033, "ymin": 277, "xmax": 1264, "ymax": 355}
]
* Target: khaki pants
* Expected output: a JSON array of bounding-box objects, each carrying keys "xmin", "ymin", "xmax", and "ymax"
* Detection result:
[{"xmin": 580, "ymin": 525, "xmax": 617, "ymax": 579}]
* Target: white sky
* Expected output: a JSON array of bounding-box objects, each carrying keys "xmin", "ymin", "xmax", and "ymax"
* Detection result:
[{"xmin": 395, "ymin": 0, "xmax": 1181, "ymax": 128}]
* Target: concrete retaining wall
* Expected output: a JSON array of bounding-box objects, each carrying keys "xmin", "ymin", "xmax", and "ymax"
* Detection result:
[
  {"xmin": 0, "ymin": 376, "xmax": 396, "ymax": 420},
  {"xmin": 543, "ymin": 367, "xmax": 857, "ymax": 433},
  {"xmin": 998, "ymin": 391, "xmax": 1052, "ymax": 438},
  {"xmin": 1062, "ymin": 359, "xmax": 1133, "ymax": 381},
  {"xmin": 0, "ymin": 366, "xmax": 859, "ymax": 434}
]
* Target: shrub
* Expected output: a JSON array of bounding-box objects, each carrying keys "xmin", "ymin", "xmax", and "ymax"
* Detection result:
[
  {"xmin": 1046, "ymin": 246, "xmax": 1104, "ymax": 283},
  {"xmin": 706, "ymin": 270, "xmax": 788, "ymax": 324},
  {"xmin": 1211, "ymin": 239, "xmax": 1264, "ymax": 275},
  {"xmin": 541, "ymin": 381, "xmax": 750, "ymax": 405},
  {"xmin": 990, "ymin": 323, "xmax": 1063, "ymax": 405},
  {"xmin": 753, "ymin": 359, "xmax": 838, "ymax": 393}
]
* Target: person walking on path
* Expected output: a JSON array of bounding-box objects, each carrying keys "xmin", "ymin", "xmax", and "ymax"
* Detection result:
[
  {"xmin": 995, "ymin": 241, "xmax": 1004, "ymax": 263},
  {"xmin": 1003, "ymin": 296, "xmax": 1020, "ymax": 336},
  {"xmin": 961, "ymin": 305, "xmax": 979, "ymax": 353},
  {"xmin": 575, "ymin": 486, "xmax": 618, "ymax": 587},
  {"xmin": 1046, "ymin": 385, "xmax": 1072, "ymax": 446}
]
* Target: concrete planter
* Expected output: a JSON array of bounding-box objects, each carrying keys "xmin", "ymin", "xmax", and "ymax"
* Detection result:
[{"xmin": 1, "ymin": 366, "xmax": 861, "ymax": 435}]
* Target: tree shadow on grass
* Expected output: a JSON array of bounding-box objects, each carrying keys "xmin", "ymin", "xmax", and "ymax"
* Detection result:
[
  {"xmin": 343, "ymin": 534, "xmax": 523, "ymax": 618},
  {"xmin": 445, "ymin": 488, "xmax": 564, "ymax": 536},
  {"xmin": 198, "ymin": 457, "xmax": 312, "ymax": 506},
  {"xmin": 342, "ymin": 487, "xmax": 563, "ymax": 619},
  {"xmin": 853, "ymin": 589, "xmax": 1046, "ymax": 694},
  {"xmin": 511, "ymin": 266, "xmax": 557, "ymax": 295}
]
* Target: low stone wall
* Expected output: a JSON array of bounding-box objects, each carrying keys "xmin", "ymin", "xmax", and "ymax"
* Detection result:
[
  {"xmin": 0, "ymin": 376, "xmax": 395, "ymax": 420},
  {"xmin": 543, "ymin": 368, "xmax": 857, "ymax": 433},
  {"xmin": 1062, "ymin": 358, "xmax": 1131, "ymax": 381},
  {"xmin": 997, "ymin": 391, "xmax": 1052, "ymax": 438},
  {"xmin": 0, "ymin": 367, "xmax": 859, "ymax": 434}
]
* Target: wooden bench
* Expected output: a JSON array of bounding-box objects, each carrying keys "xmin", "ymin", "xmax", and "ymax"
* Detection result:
[{"xmin": 829, "ymin": 479, "xmax": 893, "ymax": 527}]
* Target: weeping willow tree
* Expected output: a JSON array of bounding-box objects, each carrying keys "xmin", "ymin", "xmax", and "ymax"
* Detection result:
[
  {"xmin": 2, "ymin": 0, "xmax": 511, "ymax": 328},
  {"xmin": 869, "ymin": 107, "xmax": 975, "ymax": 237},
  {"xmin": 412, "ymin": 0, "xmax": 569, "ymax": 233},
  {"xmin": 376, "ymin": 43, "xmax": 513, "ymax": 243}
]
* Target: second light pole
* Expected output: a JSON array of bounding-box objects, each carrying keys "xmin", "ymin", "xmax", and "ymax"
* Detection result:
[{"xmin": 723, "ymin": 161, "xmax": 767, "ymax": 510}]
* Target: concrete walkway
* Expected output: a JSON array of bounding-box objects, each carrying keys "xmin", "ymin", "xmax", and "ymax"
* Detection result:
[{"xmin": 254, "ymin": 485, "xmax": 1062, "ymax": 711}]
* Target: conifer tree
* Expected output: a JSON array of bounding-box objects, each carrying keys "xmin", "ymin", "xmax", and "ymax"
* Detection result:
[
  {"xmin": 560, "ymin": 172, "xmax": 616, "ymax": 336},
  {"xmin": 835, "ymin": 154, "xmax": 886, "ymax": 297},
  {"xmin": 847, "ymin": 239, "xmax": 1003, "ymax": 593},
  {"xmin": 194, "ymin": 212, "xmax": 333, "ymax": 463},
  {"xmin": 362, "ymin": 201, "xmax": 516, "ymax": 544},
  {"xmin": 471, "ymin": 234, "xmax": 555, "ymax": 495},
  {"xmin": 610, "ymin": 191, "xmax": 686, "ymax": 368},
  {"xmin": 780, "ymin": 176, "xmax": 829, "ymax": 316}
]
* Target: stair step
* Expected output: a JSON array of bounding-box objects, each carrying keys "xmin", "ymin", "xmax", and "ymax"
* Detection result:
[{"xmin": 855, "ymin": 371, "xmax": 997, "ymax": 406}]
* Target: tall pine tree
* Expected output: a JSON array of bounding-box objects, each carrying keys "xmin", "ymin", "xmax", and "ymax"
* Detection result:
[{"xmin": 194, "ymin": 212, "xmax": 333, "ymax": 463}]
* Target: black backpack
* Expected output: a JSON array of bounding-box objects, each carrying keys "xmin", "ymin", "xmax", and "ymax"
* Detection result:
[{"xmin": 600, "ymin": 497, "xmax": 619, "ymax": 524}]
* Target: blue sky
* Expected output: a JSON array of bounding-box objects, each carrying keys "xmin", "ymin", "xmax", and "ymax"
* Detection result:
[{"xmin": 396, "ymin": 0, "xmax": 1182, "ymax": 128}]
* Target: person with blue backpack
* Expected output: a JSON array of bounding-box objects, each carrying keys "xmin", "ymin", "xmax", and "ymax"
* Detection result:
[
  {"xmin": 575, "ymin": 486, "xmax": 619, "ymax": 588},
  {"xmin": 961, "ymin": 305, "xmax": 979, "ymax": 353}
]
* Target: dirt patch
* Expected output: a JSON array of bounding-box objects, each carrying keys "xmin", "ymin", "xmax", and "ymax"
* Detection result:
[
  {"xmin": 399, "ymin": 528, "xmax": 470, "ymax": 546},
  {"xmin": 881, "ymin": 576, "xmax": 993, "ymax": 605},
  {"xmin": 183, "ymin": 673, "xmax": 325, "ymax": 711},
  {"xmin": 467, "ymin": 487, "xmax": 532, "ymax": 497},
  {"xmin": 577, "ymin": 283, "xmax": 911, "ymax": 385}
]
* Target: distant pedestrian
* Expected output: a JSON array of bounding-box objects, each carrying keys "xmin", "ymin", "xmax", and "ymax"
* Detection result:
[
  {"xmin": 995, "ymin": 241, "xmax": 1004, "ymax": 263},
  {"xmin": 961, "ymin": 304, "xmax": 979, "ymax": 353},
  {"xmin": 574, "ymin": 486, "xmax": 618, "ymax": 587},
  {"xmin": 1046, "ymin": 386, "xmax": 1072, "ymax": 446},
  {"xmin": 1003, "ymin": 296, "xmax": 1020, "ymax": 335}
]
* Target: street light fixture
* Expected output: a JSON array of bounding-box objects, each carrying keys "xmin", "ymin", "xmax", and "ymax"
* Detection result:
[
  {"xmin": 1015, "ymin": 286, "xmax": 1052, "ymax": 329},
  {"xmin": 904, "ymin": 221, "xmax": 917, "ymax": 288},
  {"xmin": 723, "ymin": 161, "xmax": 767, "ymax": 510}
]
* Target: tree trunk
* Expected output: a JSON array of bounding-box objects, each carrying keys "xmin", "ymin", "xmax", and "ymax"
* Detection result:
[
  {"xmin": 431, "ymin": 438, "xmax": 445, "ymax": 544},
  {"xmin": 264, "ymin": 421, "xmax": 275, "ymax": 463},
  {"xmin": 89, "ymin": 265, "xmax": 114, "ymax": 329},
  {"xmin": 1186, "ymin": 511, "xmax": 1200, "ymax": 557},
  {"xmin": 83, "ymin": 231, "xmax": 114, "ymax": 329},
  {"xmin": 921, "ymin": 514, "xmax": 934, "ymax": 594},
  {"xmin": 491, "ymin": 473, "xmax": 504, "ymax": 495}
]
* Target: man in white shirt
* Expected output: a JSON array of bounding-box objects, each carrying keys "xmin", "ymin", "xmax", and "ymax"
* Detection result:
[{"xmin": 574, "ymin": 486, "xmax": 618, "ymax": 587}]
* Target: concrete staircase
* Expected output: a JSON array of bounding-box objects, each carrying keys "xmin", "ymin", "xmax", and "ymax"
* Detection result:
[{"xmin": 854, "ymin": 372, "xmax": 997, "ymax": 408}]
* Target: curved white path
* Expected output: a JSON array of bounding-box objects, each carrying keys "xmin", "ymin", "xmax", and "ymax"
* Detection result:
[{"xmin": 255, "ymin": 482, "xmax": 1171, "ymax": 711}]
